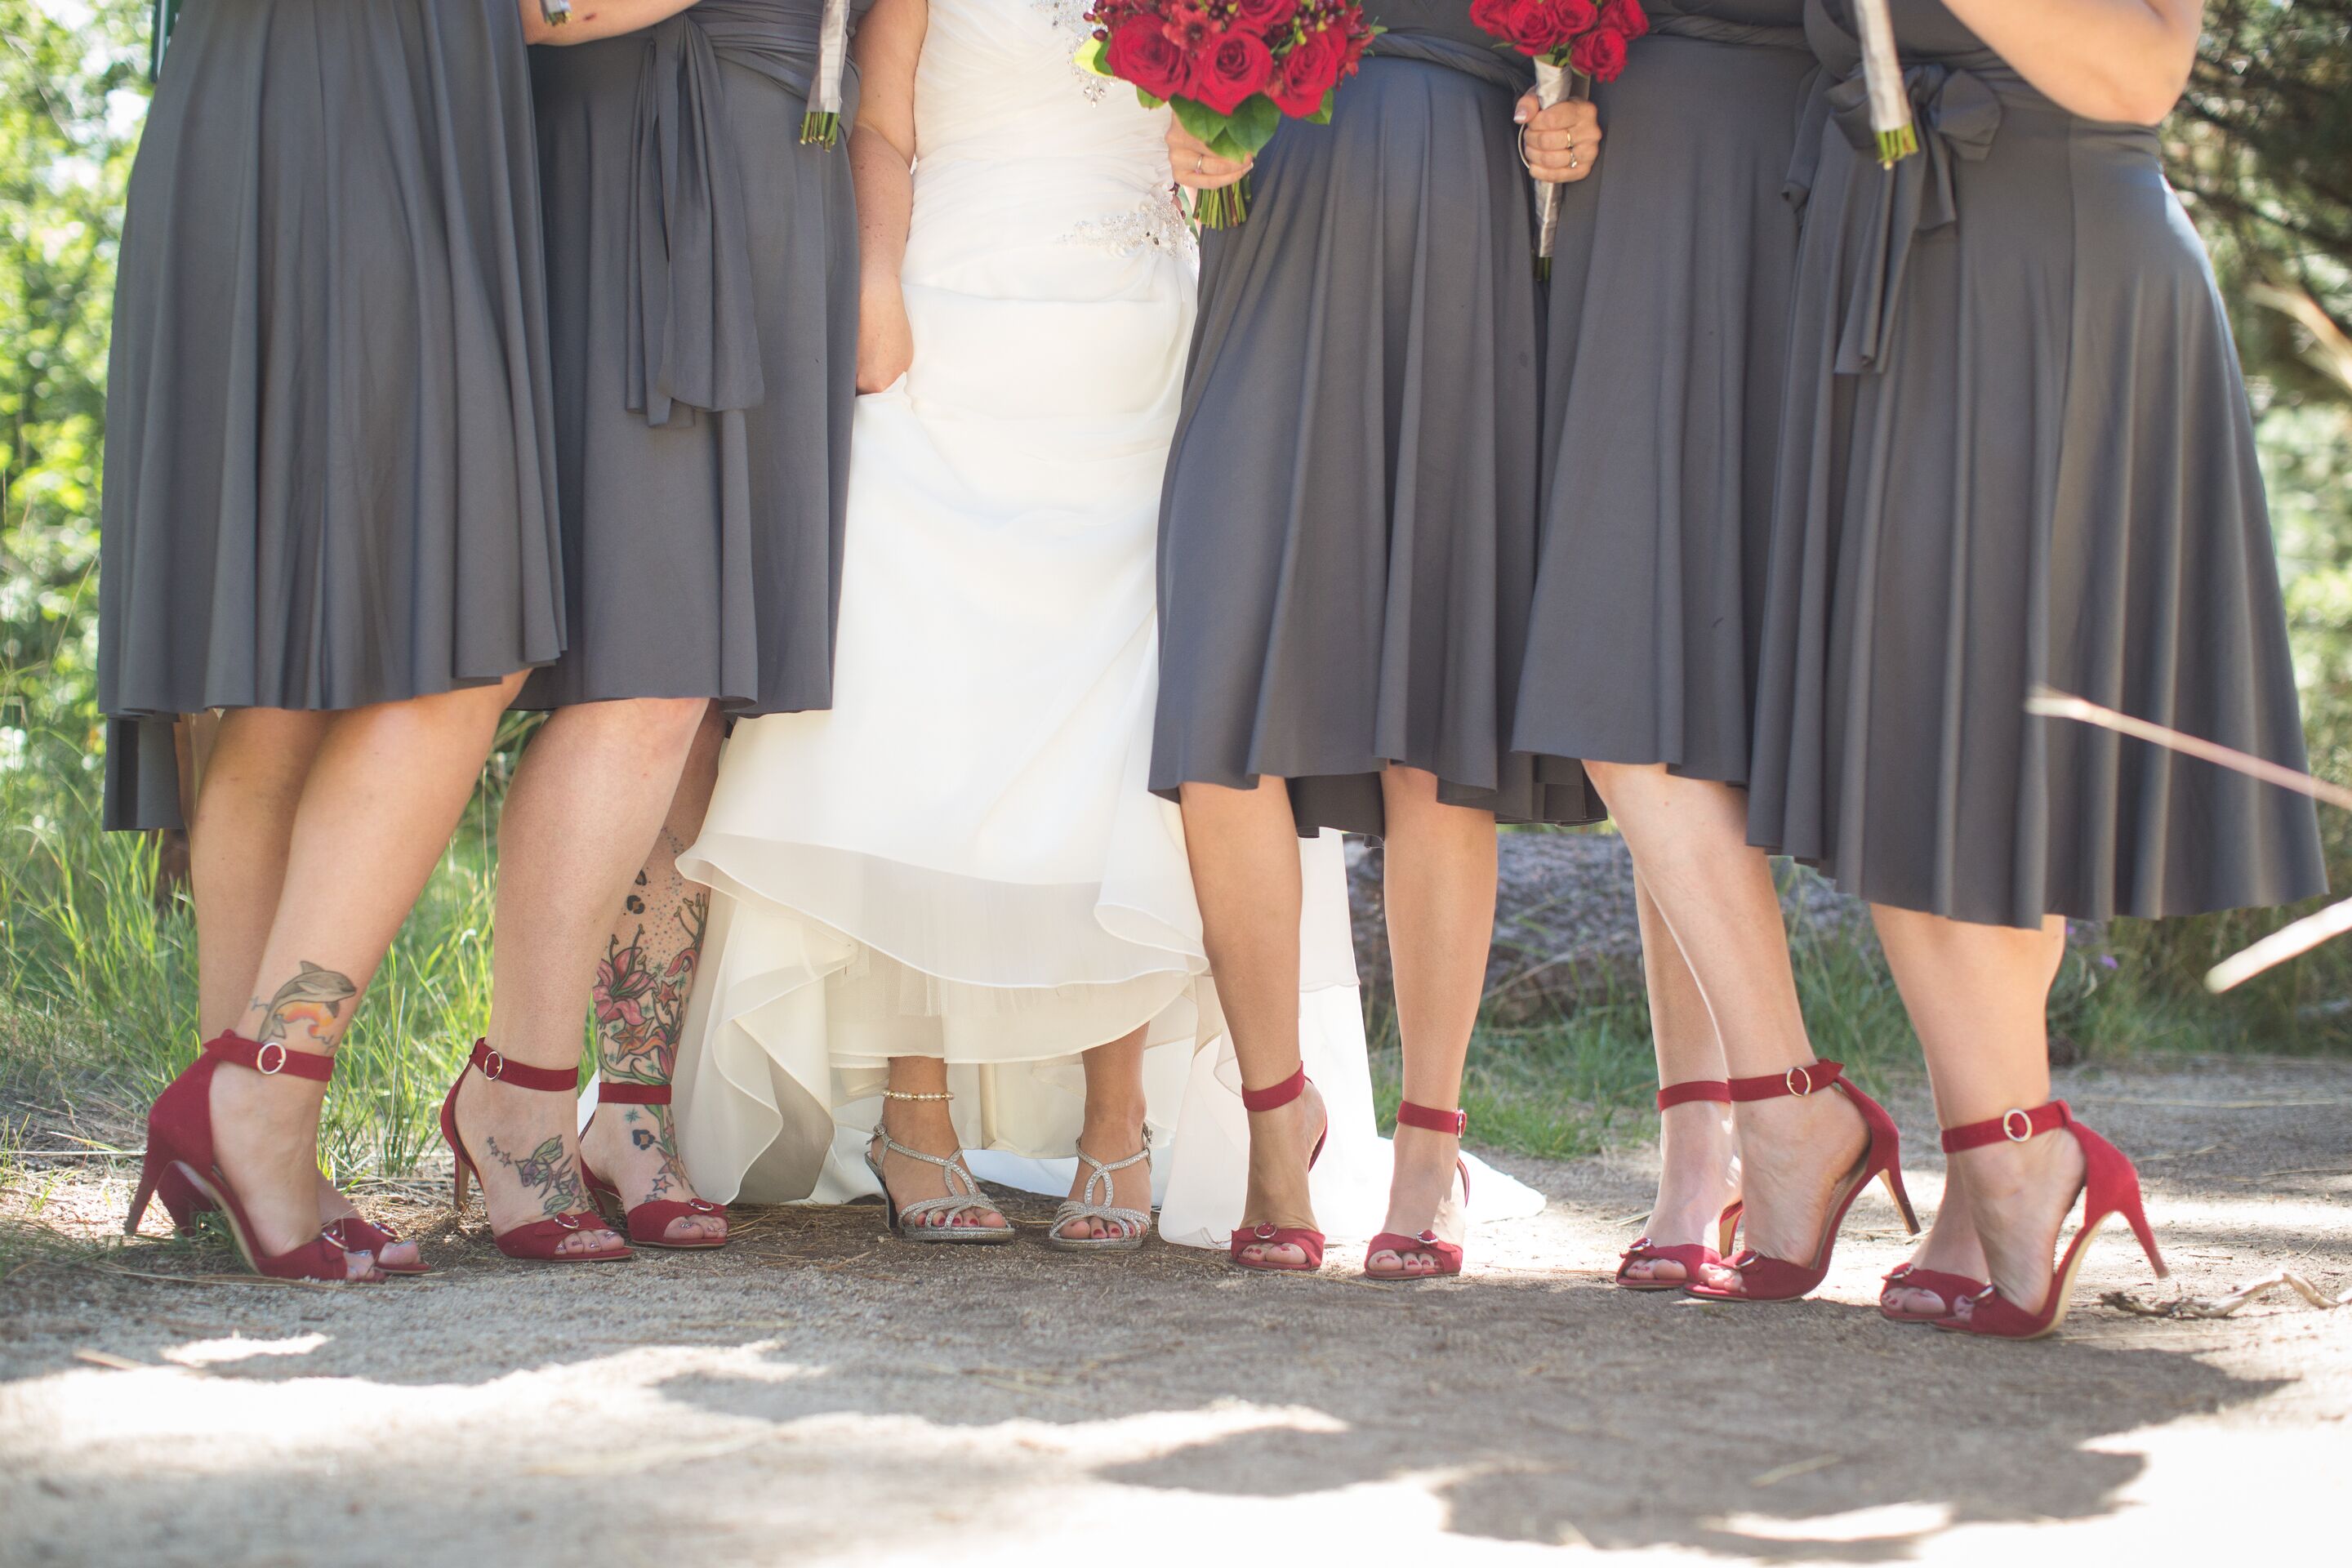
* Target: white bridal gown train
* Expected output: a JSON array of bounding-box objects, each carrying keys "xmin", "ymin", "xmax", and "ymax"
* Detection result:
[{"xmin": 653, "ymin": 0, "xmax": 1542, "ymax": 1248}]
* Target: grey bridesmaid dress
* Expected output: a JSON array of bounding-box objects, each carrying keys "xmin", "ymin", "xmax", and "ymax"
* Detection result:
[
  {"xmin": 97, "ymin": 0, "xmax": 566, "ymax": 830},
  {"xmin": 520, "ymin": 0, "xmax": 871, "ymax": 714},
  {"xmin": 1513, "ymin": 2, "xmax": 1815, "ymax": 786},
  {"xmin": 1745, "ymin": 0, "xmax": 2328, "ymax": 926},
  {"xmin": 1149, "ymin": 2, "xmax": 1594, "ymax": 837}
]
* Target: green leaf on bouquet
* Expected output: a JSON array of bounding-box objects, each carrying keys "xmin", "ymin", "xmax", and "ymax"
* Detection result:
[
  {"xmin": 1227, "ymin": 92, "xmax": 1281, "ymax": 154},
  {"xmin": 1136, "ymin": 86, "xmax": 1169, "ymax": 109},
  {"xmin": 1307, "ymin": 87, "xmax": 1337, "ymax": 127},
  {"xmin": 1076, "ymin": 36, "xmax": 1111, "ymax": 78},
  {"xmin": 1171, "ymin": 96, "xmax": 1233, "ymax": 150}
]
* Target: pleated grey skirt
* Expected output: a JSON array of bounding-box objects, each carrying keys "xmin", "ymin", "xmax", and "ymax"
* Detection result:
[
  {"xmin": 1150, "ymin": 31, "xmax": 1595, "ymax": 838},
  {"xmin": 98, "ymin": 0, "xmax": 565, "ymax": 831},
  {"xmin": 518, "ymin": 2, "xmax": 861, "ymax": 715},
  {"xmin": 1513, "ymin": 10, "xmax": 1815, "ymax": 786},
  {"xmin": 1746, "ymin": 4, "xmax": 2328, "ymax": 927}
]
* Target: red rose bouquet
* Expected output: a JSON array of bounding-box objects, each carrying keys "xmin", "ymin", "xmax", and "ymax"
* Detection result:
[
  {"xmin": 1080, "ymin": 1, "xmax": 1379, "ymax": 229},
  {"xmin": 1471, "ymin": 0, "xmax": 1649, "ymax": 276}
]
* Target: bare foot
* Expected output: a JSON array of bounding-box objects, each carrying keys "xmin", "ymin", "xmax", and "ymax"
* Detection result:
[
  {"xmin": 1883, "ymin": 1166, "xmax": 1989, "ymax": 1316},
  {"xmin": 314, "ymin": 1172, "xmax": 425, "ymax": 1271},
  {"xmin": 1236, "ymin": 1080, "xmax": 1325, "ymax": 1267},
  {"xmin": 580, "ymin": 1099, "xmax": 726, "ymax": 1245},
  {"xmin": 204, "ymin": 1063, "xmax": 372, "ymax": 1278},
  {"xmin": 451, "ymin": 1071, "xmax": 625, "ymax": 1258},
  {"xmin": 1948, "ymin": 1133, "xmax": 2088, "ymax": 1319},
  {"xmin": 1051, "ymin": 1119, "xmax": 1152, "ymax": 1244},
  {"xmin": 1697, "ymin": 1087, "xmax": 1868, "ymax": 1294},
  {"xmin": 873, "ymin": 1099, "xmax": 1007, "ymax": 1233},
  {"xmin": 1620, "ymin": 1100, "xmax": 1740, "ymax": 1286},
  {"xmin": 1366, "ymin": 1121, "xmax": 1466, "ymax": 1279}
]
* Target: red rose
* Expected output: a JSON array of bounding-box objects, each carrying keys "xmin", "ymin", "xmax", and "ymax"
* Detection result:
[
  {"xmin": 1268, "ymin": 24, "xmax": 1343, "ymax": 116},
  {"xmin": 1570, "ymin": 24, "xmax": 1628, "ymax": 80},
  {"xmin": 1191, "ymin": 27, "xmax": 1275, "ymax": 114},
  {"xmin": 1601, "ymin": 0, "xmax": 1648, "ymax": 39},
  {"xmin": 1556, "ymin": 0, "xmax": 1601, "ymax": 33},
  {"xmin": 1105, "ymin": 16, "xmax": 1190, "ymax": 100},
  {"xmin": 1468, "ymin": 0, "xmax": 1520, "ymax": 40},
  {"xmin": 1233, "ymin": 0, "xmax": 1299, "ymax": 34}
]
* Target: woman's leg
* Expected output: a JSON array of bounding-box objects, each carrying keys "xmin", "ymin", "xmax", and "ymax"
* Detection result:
[
  {"xmin": 1619, "ymin": 868, "xmax": 1740, "ymax": 1283},
  {"xmin": 455, "ymin": 696, "xmax": 710, "ymax": 1256},
  {"xmin": 577, "ymin": 704, "xmax": 728, "ymax": 1245},
  {"xmin": 1178, "ymin": 776, "xmax": 1319, "ymax": 1266},
  {"xmin": 1580, "ymin": 761, "xmax": 1863, "ymax": 1269},
  {"xmin": 1872, "ymin": 906, "xmax": 2078, "ymax": 1312},
  {"xmin": 189, "ymin": 710, "xmax": 427, "ymax": 1267},
  {"xmin": 1054, "ymin": 1025, "xmax": 1152, "ymax": 1241},
  {"xmin": 211, "ymin": 678, "xmax": 528, "ymax": 1263},
  {"xmin": 872, "ymin": 1054, "xmax": 1009, "ymax": 1231},
  {"xmin": 1366, "ymin": 765, "xmax": 1494, "ymax": 1278}
]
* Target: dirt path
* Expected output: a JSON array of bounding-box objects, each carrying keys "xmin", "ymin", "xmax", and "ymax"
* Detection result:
[{"xmin": 3, "ymin": 1054, "xmax": 2348, "ymax": 1567}]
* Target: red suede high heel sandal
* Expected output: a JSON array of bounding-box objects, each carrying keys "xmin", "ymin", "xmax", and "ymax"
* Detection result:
[
  {"xmin": 580, "ymin": 1080, "xmax": 728, "ymax": 1250},
  {"xmin": 1879, "ymin": 1263, "xmax": 1986, "ymax": 1323},
  {"xmin": 1617, "ymin": 1079, "xmax": 1745, "ymax": 1291},
  {"xmin": 127, "ymin": 1031, "xmax": 385, "ymax": 1283},
  {"xmin": 1228, "ymin": 1064, "xmax": 1330, "ymax": 1273},
  {"xmin": 1934, "ymin": 1101, "xmax": 2167, "ymax": 1340},
  {"xmin": 1685, "ymin": 1061, "xmax": 1920, "ymax": 1303},
  {"xmin": 439, "ymin": 1040, "xmax": 632, "ymax": 1263},
  {"xmin": 1365, "ymin": 1101, "xmax": 1472, "ymax": 1281}
]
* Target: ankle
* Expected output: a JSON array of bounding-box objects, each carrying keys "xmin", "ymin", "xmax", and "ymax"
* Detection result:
[{"xmin": 880, "ymin": 1097, "xmax": 957, "ymax": 1149}]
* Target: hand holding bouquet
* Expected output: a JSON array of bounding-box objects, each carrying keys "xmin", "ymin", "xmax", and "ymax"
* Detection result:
[
  {"xmin": 1080, "ymin": 1, "xmax": 1379, "ymax": 229},
  {"xmin": 1471, "ymin": 0, "xmax": 1650, "ymax": 276}
]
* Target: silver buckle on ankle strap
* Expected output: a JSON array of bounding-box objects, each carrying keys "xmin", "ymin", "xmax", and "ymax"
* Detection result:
[
  {"xmin": 480, "ymin": 1049, "xmax": 506, "ymax": 1081},
  {"xmin": 2002, "ymin": 1108, "xmax": 2033, "ymax": 1143},
  {"xmin": 255, "ymin": 1041, "xmax": 287, "ymax": 1075},
  {"xmin": 1785, "ymin": 1066, "xmax": 1814, "ymax": 1097}
]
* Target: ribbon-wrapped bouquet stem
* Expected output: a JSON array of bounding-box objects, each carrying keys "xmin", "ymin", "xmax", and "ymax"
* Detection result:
[
  {"xmin": 801, "ymin": 0, "xmax": 854, "ymax": 144},
  {"xmin": 1080, "ymin": 1, "xmax": 1379, "ymax": 229},
  {"xmin": 1470, "ymin": 0, "xmax": 1649, "ymax": 278},
  {"xmin": 1851, "ymin": 0, "xmax": 1918, "ymax": 165}
]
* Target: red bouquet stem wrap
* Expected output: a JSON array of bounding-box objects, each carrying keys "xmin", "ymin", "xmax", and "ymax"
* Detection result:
[
  {"xmin": 1081, "ymin": 1, "xmax": 1379, "ymax": 229},
  {"xmin": 1471, "ymin": 0, "xmax": 1650, "ymax": 276}
]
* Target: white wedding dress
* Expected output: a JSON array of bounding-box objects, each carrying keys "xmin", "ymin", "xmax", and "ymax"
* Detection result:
[{"xmin": 657, "ymin": 0, "xmax": 1543, "ymax": 1248}]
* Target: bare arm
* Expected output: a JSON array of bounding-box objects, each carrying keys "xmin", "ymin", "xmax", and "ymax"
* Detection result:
[
  {"xmin": 1940, "ymin": 0, "xmax": 2203, "ymax": 125},
  {"xmin": 519, "ymin": 0, "xmax": 703, "ymax": 47},
  {"xmin": 851, "ymin": 0, "xmax": 925, "ymax": 392}
]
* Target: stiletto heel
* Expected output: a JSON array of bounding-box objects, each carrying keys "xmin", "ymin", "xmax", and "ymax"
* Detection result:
[
  {"xmin": 1229, "ymin": 1065, "xmax": 1329, "ymax": 1273},
  {"xmin": 1617, "ymin": 1080, "xmax": 1744, "ymax": 1290},
  {"xmin": 1365, "ymin": 1101, "xmax": 1470, "ymax": 1281},
  {"xmin": 1936, "ymin": 1101, "xmax": 2167, "ymax": 1340},
  {"xmin": 439, "ymin": 1040, "xmax": 631, "ymax": 1263},
  {"xmin": 581, "ymin": 1080, "xmax": 728, "ymax": 1249},
  {"xmin": 1685, "ymin": 1061, "xmax": 1918, "ymax": 1303},
  {"xmin": 123, "ymin": 1032, "xmax": 383, "ymax": 1283}
]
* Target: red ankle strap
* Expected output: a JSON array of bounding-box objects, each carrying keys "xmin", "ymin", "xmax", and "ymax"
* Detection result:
[
  {"xmin": 1726, "ymin": 1061, "xmax": 1843, "ymax": 1102},
  {"xmin": 203, "ymin": 1031, "xmax": 335, "ymax": 1082},
  {"xmin": 597, "ymin": 1080, "xmax": 671, "ymax": 1106},
  {"xmin": 466, "ymin": 1038, "xmax": 580, "ymax": 1094},
  {"xmin": 1239, "ymin": 1064, "xmax": 1307, "ymax": 1113},
  {"xmin": 1396, "ymin": 1100, "xmax": 1467, "ymax": 1136},
  {"xmin": 1656, "ymin": 1080, "xmax": 1731, "ymax": 1110},
  {"xmin": 1942, "ymin": 1099, "xmax": 2071, "ymax": 1152}
]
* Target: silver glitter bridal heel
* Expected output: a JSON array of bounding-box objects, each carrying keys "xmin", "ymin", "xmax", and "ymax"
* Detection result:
[
  {"xmin": 863, "ymin": 1114, "xmax": 1013, "ymax": 1245},
  {"xmin": 1045, "ymin": 1134, "xmax": 1153, "ymax": 1254}
]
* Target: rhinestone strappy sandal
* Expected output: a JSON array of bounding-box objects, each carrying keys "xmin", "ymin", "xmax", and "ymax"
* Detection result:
[
  {"xmin": 863, "ymin": 1121, "xmax": 1014, "ymax": 1245},
  {"xmin": 1045, "ymin": 1134, "xmax": 1153, "ymax": 1253}
]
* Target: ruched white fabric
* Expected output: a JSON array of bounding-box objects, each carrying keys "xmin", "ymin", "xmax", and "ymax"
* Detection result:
[{"xmin": 663, "ymin": 0, "xmax": 1543, "ymax": 1246}]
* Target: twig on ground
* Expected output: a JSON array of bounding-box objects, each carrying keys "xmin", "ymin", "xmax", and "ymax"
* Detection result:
[{"xmin": 2104, "ymin": 1270, "xmax": 2352, "ymax": 1319}]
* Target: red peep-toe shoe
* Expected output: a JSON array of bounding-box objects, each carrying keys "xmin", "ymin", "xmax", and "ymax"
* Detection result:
[
  {"xmin": 580, "ymin": 1079, "xmax": 728, "ymax": 1250},
  {"xmin": 1685, "ymin": 1061, "xmax": 1920, "ymax": 1303},
  {"xmin": 1617, "ymin": 1079, "xmax": 1744, "ymax": 1291},
  {"xmin": 439, "ymin": 1040, "xmax": 631, "ymax": 1263},
  {"xmin": 1879, "ymin": 1263, "xmax": 1986, "ymax": 1322},
  {"xmin": 127, "ymin": 1031, "xmax": 384, "ymax": 1283},
  {"xmin": 1365, "ymin": 1101, "xmax": 1472, "ymax": 1281},
  {"xmin": 1228, "ymin": 1065, "xmax": 1330, "ymax": 1274},
  {"xmin": 1934, "ymin": 1101, "xmax": 2167, "ymax": 1340}
]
